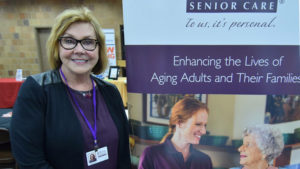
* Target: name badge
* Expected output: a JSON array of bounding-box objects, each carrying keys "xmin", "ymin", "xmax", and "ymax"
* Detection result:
[{"xmin": 86, "ymin": 146, "xmax": 109, "ymax": 166}]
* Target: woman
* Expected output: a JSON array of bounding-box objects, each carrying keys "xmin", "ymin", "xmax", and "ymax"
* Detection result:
[
  {"xmin": 10, "ymin": 7, "xmax": 131, "ymax": 169},
  {"xmin": 138, "ymin": 97, "xmax": 213, "ymax": 169},
  {"xmin": 89, "ymin": 153, "xmax": 97, "ymax": 163},
  {"xmin": 238, "ymin": 124, "xmax": 284, "ymax": 169}
]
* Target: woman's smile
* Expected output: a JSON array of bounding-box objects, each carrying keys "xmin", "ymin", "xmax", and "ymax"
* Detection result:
[{"xmin": 72, "ymin": 58, "xmax": 88, "ymax": 64}]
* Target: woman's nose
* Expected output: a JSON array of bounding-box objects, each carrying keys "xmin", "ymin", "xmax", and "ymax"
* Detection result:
[
  {"xmin": 200, "ymin": 127, "xmax": 206, "ymax": 135},
  {"xmin": 238, "ymin": 145, "xmax": 244, "ymax": 152},
  {"xmin": 74, "ymin": 42, "xmax": 86, "ymax": 53}
]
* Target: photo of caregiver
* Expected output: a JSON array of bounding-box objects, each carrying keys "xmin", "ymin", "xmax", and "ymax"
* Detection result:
[
  {"xmin": 237, "ymin": 124, "xmax": 284, "ymax": 169},
  {"xmin": 10, "ymin": 7, "xmax": 131, "ymax": 169},
  {"xmin": 138, "ymin": 97, "xmax": 213, "ymax": 169}
]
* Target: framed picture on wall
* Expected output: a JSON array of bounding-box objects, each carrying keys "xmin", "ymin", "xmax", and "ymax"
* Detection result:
[
  {"xmin": 265, "ymin": 95, "xmax": 300, "ymax": 124},
  {"xmin": 143, "ymin": 94, "xmax": 207, "ymax": 125},
  {"xmin": 108, "ymin": 66, "xmax": 120, "ymax": 80}
]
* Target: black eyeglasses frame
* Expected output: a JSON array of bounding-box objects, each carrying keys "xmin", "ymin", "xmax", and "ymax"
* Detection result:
[{"xmin": 58, "ymin": 37, "xmax": 99, "ymax": 51}]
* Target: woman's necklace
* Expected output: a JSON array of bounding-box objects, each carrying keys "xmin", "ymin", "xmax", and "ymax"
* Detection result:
[
  {"xmin": 61, "ymin": 73, "xmax": 93, "ymax": 98},
  {"xmin": 78, "ymin": 90, "xmax": 92, "ymax": 98}
]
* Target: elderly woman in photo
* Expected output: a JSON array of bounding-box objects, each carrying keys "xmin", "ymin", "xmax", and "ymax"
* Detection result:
[{"xmin": 237, "ymin": 124, "xmax": 284, "ymax": 169}]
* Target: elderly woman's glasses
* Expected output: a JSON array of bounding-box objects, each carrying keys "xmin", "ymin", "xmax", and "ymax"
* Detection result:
[{"xmin": 59, "ymin": 37, "xmax": 98, "ymax": 51}]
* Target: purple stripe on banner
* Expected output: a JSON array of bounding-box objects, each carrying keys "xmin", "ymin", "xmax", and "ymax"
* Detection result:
[{"xmin": 125, "ymin": 45, "xmax": 300, "ymax": 94}]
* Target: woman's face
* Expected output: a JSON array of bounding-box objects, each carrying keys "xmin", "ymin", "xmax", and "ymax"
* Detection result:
[
  {"xmin": 90, "ymin": 154, "xmax": 95, "ymax": 160},
  {"xmin": 59, "ymin": 22, "xmax": 99, "ymax": 76},
  {"xmin": 238, "ymin": 134, "xmax": 265, "ymax": 167},
  {"xmin": 180, "ymin": 109, "xmax": 208, "ymax": 145}
]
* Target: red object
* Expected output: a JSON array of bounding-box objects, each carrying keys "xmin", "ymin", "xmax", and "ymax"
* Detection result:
[{"xmin": 0, "ymin": 78, "xmax": 24, "ymax": 108}]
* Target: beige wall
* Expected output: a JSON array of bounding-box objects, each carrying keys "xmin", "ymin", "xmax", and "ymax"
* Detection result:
[
  {"xmin": 207, "ymin": 95, "xmax": 235, "ymax": 138},
  {"xmin": 232, "ymin": 95, "xmax": 266, "ymax": 138},
  {"xmin": 0, "ymin": 0, "xmax": 123, "ymax": 78},
  {"xmin": 128, "ymin": 93, "xmax": 144, "ymax": 122}
]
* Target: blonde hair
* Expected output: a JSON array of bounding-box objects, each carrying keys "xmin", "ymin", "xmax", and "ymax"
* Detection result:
[
  {"xmin": 160, "ymin": 97, "xmax": 208, "ymax": 143},
  {"xmin": 47, "ymin": 7, "xmax": 107, "ymax": 74}
]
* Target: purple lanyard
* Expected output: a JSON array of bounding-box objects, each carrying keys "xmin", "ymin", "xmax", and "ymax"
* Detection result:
[{"xmin": 59, "ymin": 68, "xmax": 98, "ymax": 150}]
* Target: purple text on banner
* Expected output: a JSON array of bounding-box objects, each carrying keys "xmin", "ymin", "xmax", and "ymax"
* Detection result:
[{"xmin": 125, "ymin": 45, "xmax": 300, "ymax": 94}]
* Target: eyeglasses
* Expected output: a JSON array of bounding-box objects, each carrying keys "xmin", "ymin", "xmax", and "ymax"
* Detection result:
[{"xmin": 59, "ymin": 37, "xmax": 99, "ymax": 51}]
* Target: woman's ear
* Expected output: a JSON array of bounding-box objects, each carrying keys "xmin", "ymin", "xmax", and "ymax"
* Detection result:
[
  {"xmin": 174, "ymin": 120, "xmax": 183, "ymax": 130},
  {"xmin": 175, "ymin": 123, "xmax": 181, "ymax": 129},
  {"xmin": 177, "ymin": 120, "xmax": 185, "ymax": 128}
]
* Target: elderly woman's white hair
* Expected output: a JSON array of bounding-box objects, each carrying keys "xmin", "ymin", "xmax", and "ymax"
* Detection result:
[{"xmin": 243, "ymin": 124, "xmax": 284, "ymax": 163}]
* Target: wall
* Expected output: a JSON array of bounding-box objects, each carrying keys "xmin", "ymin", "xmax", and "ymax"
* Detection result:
[
  {"xmin": 128, "ymin": 93, "xmax": 143, "ymax": 122},
  {"xmin": 206, "ymin": 95, "xmax": 235, "ymax": 139},
  {"xmin": 0, "ymin": 0, "xmax": 123, "ymax": 78},
  {"xmin": 232, "ymin": 95, "xmax": 266, "ymax": 139}
]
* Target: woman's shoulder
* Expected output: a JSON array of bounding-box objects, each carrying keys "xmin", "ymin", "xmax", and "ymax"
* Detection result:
[
  {"xmin": 29, "ymin": 70, "xmax": 61, "ymax": 86},
  {"xmin": 19, "ymin": 70, "xmax": 59, "ymax": 93},
  {"xmin": 140, "ymin": 143, "xmax": 172, "ymax": 163},
  {"xmin": 145, "ymin": 143, "xmax": 166, "ymax": 151},
  {"xmin": 141, "ymin": 143, "xmax": 169, "ymax": 157},
  {"xmin": 191, "ymin": 147, "xmax": 212, "ymax": 160}
]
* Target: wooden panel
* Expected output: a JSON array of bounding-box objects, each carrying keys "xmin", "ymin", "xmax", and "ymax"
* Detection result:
[
  {"xmin": 117, "ymin": 60, "xmax": 126, "ymax": 67},
  {"xmin": 273, "ymin": 143, "xmax": 300, "ymax": 167},
  {"xmin": 274, "ymin": 147, "xmax": 291, "ymax": 167}
]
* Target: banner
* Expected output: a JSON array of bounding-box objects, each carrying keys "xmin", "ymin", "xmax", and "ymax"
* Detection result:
[
  {"xmin": 123, "ymin": 0, "xmax": 300, "ymax": 94},
  {"xmin": 102, "ymin": 29, "xmax": 116, "ymax": 77}
]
